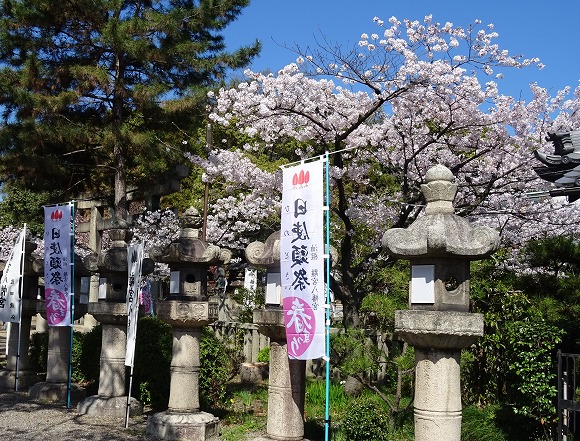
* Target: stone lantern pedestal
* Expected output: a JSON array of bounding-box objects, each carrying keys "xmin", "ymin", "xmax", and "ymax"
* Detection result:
[
  {"xmin": 245, "ymin": 231, "xmax": 307, "ymax": 441},
  {"xmin": 77, "ymin": 303, "xmax": 143, "ymax": 416},
  {"xmin": 395, "ymin": 310, "xmax": 483, "ymax": 438},
  {"xmin": 77, "ymin": 228, "xmax": 153, "ymax": 417},
  {"xmin": 0, "ymin": 300, "xmax": 41, "ymax": 390},
  {"xmin": 382, "ymin": 164, "xmax": 500, "ymax": 441},
  {"xmin": 147, "ymin": 301, "xmax": 220, "ymax": 440},
  {"xmin": 146, "ymin": 207, "xmax": 229, "ymax": 441},
  {"xmin": 253, "ymin": 307, "xmax": 306, "ymax": 441}
]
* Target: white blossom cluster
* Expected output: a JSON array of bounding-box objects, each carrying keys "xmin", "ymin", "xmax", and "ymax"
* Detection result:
[
  {"xmin": 197, "ymin": 15, "xmax": 580, "ymax": 265},
  {"xmin": 0, "ymin": 226, "xmax": 23, "ymax": 260},
  {"xmin": 131, "ymin": 208, "xmax": 181, "ymax": 254}
]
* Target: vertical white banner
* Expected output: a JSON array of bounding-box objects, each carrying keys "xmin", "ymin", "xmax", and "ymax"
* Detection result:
[
  {"xmin": 0, "ymin": 227, "xmax": 26, "ymax": 323},
  {"xmin": 44, "ymin": 204, "xmax": 72, "ymax": 327},
  {"xmin": 125, "ymin": 242, "xmax": 144, "ymax": 367},
  {"xmin": 280, "ymin": 160, "xmax": 325, "ymax": 360},
  {"xmin": 244, "ymin": 268, "xmax": 258, "ymax": 292}
]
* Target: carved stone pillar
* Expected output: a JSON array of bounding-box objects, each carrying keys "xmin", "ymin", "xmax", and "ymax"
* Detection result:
[
  {"xmin": 246, "ymin": 231, "xmax": 307, "ymax": 441},
  {"xmin": 253, "ymin": 307, "xmax": 305, "ymax": 441}
]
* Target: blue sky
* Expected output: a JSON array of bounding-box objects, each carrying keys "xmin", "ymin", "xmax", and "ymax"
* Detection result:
[{"xmin": 223, "ymin": 1, "xmax": 580, "ymax": 101}]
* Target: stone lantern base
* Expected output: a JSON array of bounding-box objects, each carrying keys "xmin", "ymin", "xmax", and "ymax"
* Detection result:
[
  {"xmin": 29, "ymin": 382, "xmax": 86, "ymax": 403},
  {"xmin": 147, "ymin": 411, "xmax": 219, "ymax": 441},
  {"xmin": 0, "ymin": 370, "xmax": 41, "ymax": 390},
  {"xmin": 77, "ymin": 395, "xmax": 143, "ymax": 417},
  {"xmin": 395, "ymin": 309, "xmax": 484, "ymax": 441}
]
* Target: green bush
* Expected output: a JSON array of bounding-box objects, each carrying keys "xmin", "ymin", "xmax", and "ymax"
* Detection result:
[
  {"xmin": 29, "ymin": 331, "xmax": 49, "ymax": 373},
  {"xmin": 463, "ymin": 288, "xmax": 562, "ymax": 423},
  {"xmin": 231, "ymin": 287, "xmax": 265, "ymax": 323},
  {"xmin": 200, "ymin": 326, "xmax": 236, "ymax": 408},
  {"xmin": 331, "ymin": 328, "xmax": 381, "ymax": 378},
  {"xmin": 78, "ymin": 324, "xmax": 102, "ymax": 391},
  {"xmin": 132, "ymin": 316, "xmax": 172, "ymax": 409},
  {"xmin": 462, "ymin": 404, "xmax": 554, "ymax": 441},
  {"xmin": 257, "ymin": 346, "xmax": 270, "ymax": 363},
  {"xmin": 341, "ymin": 396, "xmax": 391, "ymax": 441},
  {"xmin": 71, "ymin": 331, "xmax": 89, "ymax": 383},
  {"xmin": 462, "ymin": 405, "xmax": 509, "ymax": 441}
]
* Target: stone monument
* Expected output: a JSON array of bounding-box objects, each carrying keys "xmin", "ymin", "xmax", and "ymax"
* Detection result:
[
  {"xmin": 382, "ymin": 164, "xmax": 499, "ymax": 440},
  {"xmin": 147, "ymin": 207, "xmax": 230, "ymax": 441}
]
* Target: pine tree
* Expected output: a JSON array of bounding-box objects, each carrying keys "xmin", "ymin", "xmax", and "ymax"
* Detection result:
[{"xmin": 0, "ymin": 0, "xmax": 260, "ymax": 224}]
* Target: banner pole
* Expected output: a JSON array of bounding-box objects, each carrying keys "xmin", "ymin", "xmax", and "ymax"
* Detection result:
[
  {"xmin": 14, "ymin": 224, "xmax": 26, "ymax": 392},
  {"xmin": 125, "ymin": 241, "xmax": 144, "ymax": 428},
  {"xmin": 67, "ymin": 201, "xmax": 75, "ymax": 409},
  {"xmin": 324, "ymin": 154, "xmax": 332, "ymax": 441},
  {"xmin": 125, "ymin": 363, "xmax": 134, "ymax": 428}
]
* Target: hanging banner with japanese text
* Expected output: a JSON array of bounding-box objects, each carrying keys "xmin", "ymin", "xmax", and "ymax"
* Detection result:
[
  {"xmin": 280, "ymin": 160, "xmax": 325, "ymax": 360},
  {"xmin": 0, "ymin": 227, "xmax": 26, "ymax": 323},
  {"xmin": 44, "ymin": 204, "xmax": 73, "ymax": 327},
  {"xmin": 125, "ymin": 242, "xmax": 144, "ymax": 367}
]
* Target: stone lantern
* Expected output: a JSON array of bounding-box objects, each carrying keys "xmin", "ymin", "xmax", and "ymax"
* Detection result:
[
  {"xmin": 382, "ymin": 164, "xmax": 499, "ymax": 440},
  {"xmin": 77, "ymin": 228, "xmax": 154, "ymax": 417},
  {"xmin": 0, "ymin": 235, "xmax": 42, "ymax": 390},
  {"xmin": 147, "ymin": 207, "xmax": 230, "ymax": 441},
  {"xmin": 245, "ymin": 230, "xmax": 307, "ymax": 441}
]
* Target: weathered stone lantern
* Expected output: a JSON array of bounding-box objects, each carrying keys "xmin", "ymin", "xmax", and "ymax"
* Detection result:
[
  {"xmin": 77, "ymin": 228, "xmax": 154, "ymax": 417},
  {"xmin": 147, "ymin": 207, "xmax": 230, "ymax": 441},
  {"xmin": 245, "ymin": 230, "xmax": 307, "ymax": 441},
  {"xmin": 382, "ymin": 164, "xmax": 499, "ymax": 440},
  {"xmin": 0, "ymin": 235, "xmax": 42, "ymax": 390}
]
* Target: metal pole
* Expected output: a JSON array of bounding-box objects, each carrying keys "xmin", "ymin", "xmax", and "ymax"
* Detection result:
[
  {"xmin": 14, "ymin": 224, "xmax": 27, "ymax": 392},
  {"xmin": 125, "ymin": 364, "xmax": 134, "ymax": 428},
  {"xmin": 67, "ymin": 202, "xmax": 75, "ymax": 409},
  {"xmin": 202, "ymin": 124, "xmax": 212, "ymax": 241},
  {"xmin": 324, "ymin": 153, "xmax": 332, "ymax": 441}
]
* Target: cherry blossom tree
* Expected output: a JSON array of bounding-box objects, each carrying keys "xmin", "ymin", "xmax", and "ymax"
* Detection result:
[{"xmin": 190, "ymin": 16, "xmax": 580, "ymax": 325}]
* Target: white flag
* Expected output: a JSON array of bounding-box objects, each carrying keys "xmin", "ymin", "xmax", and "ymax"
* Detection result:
[
  {"xmin": 125, "ymin": 242, "xmax": 144, "ymax": 367},
  {"xmin": 280, "ymin": 160, "xmax": 326, "ymax": 360},
  {"xmin": 0, "ymin": 227, "xmax": 26, "ymax": 323}
]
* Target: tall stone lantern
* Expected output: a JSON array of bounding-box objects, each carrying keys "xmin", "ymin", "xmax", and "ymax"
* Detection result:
[
  {"xmin": 147, "ymin": 207, "xmax": 230, "ymax": 441},
  {"xmin": 77, "ymin": 227, "xmax": 154, "ymax": 417},
  {"xmin": 245, "ymin": 230, "xmax": 307, "ymax": 441},
  {"xmin": 382, "ymin": 164, "xmax": 499, "ymax": 440}
]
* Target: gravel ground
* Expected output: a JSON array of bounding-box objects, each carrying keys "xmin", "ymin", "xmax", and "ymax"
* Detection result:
[
  {"xmin": 0, "ymin": 391, "xmax": 156, "ymax": 441},
  {"xmin": 0, "ymin": 390, "xmax": 266, "ymax": 441}
]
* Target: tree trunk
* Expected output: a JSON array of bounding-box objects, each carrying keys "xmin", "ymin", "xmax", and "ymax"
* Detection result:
[{"xmin": 112, "ymin": 40, "xmax": 127, "ymax": 226}]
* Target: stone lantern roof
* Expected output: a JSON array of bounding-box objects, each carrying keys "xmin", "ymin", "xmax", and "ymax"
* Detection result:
[
  {"xmin": 382, "ymin": 164, "xmax": 499, "ymax": 259},
  {"xmin": 155, "ymin": 207, "xmax": 230, "ymax": 265},
  {"xmin": 245, "ymin": 230, "xmax": 280, "ymax": 270}
]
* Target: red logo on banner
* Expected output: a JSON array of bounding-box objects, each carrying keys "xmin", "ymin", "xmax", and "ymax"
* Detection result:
[
  {"xmin": 51, "ymin": 210, "xmax": 63, "ymax": 220},
  {"xmin": 292, "ymin": 170, "xmax": 310, "ymax": 186}
]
